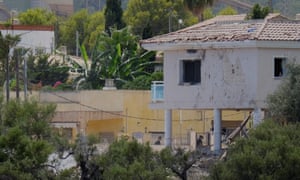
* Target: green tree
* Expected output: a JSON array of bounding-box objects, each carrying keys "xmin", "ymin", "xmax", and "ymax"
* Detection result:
[
  {"xmin": 203, "ymin": 8, "xmax": 214, "ymax": 20},
  {"xmin": 18, "ymin": 8, "xmax": 57, "ymax": 25},
  {"xmin": 86, "ymin": 11, "xmax": 105, "ymax": 51},
  {"xmin": 209, "ymin": 120, "xmax": 300, "ymax": 180},
  {"xmin": 124, "ymin": 0, "xmax": 197, "ymax": 38},
  {"xmin": 72, "ymin": 134, "xmax": 102, "ymax": 179},
  {"xmin": 98, "ymin": 138, "xmax": 169, "ymax": 179},
  {"xmin": 0, "ymin": 32, "xmax": 21, "ymax": 101},
  {"xmin": 160, "ymin": 147, "xmax": 199, "ymax": 180},
  {"xmin": 266, "ymin": 63, "xmax": 300, "ymax": 123},
  {"xmin": 10, "ymin": 47, "xmax": 29, "ymax": 98},
  {"xmin": 104, "ymin": 0, "xmax": 125, "ymax": 33},
  {"xmin": 0, "ymin": 32, "xmax": 20, "ymax": 83},
  {"xmin": 58, "ymin": 10, "xmax": 105, "ymax": 55},
  {"xmin": 0, "ymin": 98, "xmax": 56, "ymax": 179},
  {"xmin": 58, "ymin": 9, "xmax": 89, "ymax": 55},
  {"xmin": 183, "ymin": 0, "xmax": 215, "ymax": 21},
  {"xmin": 122, "ymin": 71, "xmax": 163, "ymax": 90},
  {"xmin": 248, "ymin": 3, "xmax": 270, "ymax": 19},
  {"xmin": 27, "ymin": 52, "xmax": 70, "ymax": 88},
  {"xmin": 218, "ymin": 6, "xmax": 238, "ymax": 15}
]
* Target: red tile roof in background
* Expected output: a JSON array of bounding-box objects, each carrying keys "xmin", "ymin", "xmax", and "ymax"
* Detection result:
[{"xmin": 0, "ymin": 25, "xmax": 54, "ymax": 31}]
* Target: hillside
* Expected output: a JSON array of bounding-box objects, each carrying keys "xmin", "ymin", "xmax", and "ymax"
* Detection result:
[
  {"xmin": 212, "ymin": 0, "xmax": 300, "ymax": 18},
  {"xmin": 239, "ymin": 0, "xmax": 300, "ymax": 18}
]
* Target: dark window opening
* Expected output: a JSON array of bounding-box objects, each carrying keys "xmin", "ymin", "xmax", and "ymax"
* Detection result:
[
  {"xmin": 182, "ymin": 60, "xmax": 201, "ymax": 84},
  {"xmin": 274, "ymin": 57, "xmax": 286, "ymax": 77}
]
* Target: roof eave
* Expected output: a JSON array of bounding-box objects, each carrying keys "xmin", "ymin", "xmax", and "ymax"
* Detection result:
[
  {"xmin": 142, "ymin": 40, "xmax": 300, "ymax": 51},
  {"xmin": 142, "ymin": 41, "xmax": 257, "ymax": 51}
]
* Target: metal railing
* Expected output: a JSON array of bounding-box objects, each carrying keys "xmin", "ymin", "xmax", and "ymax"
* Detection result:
[{"xmin": 151, "ymin": 81, "xmax": 164, "ymax": 102}]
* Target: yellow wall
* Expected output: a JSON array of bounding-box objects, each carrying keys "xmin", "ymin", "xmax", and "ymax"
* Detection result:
[
  {"xmin": 39, "ymin": 90, "xmax": 250, "ymax": 142},
  {"xmin": 86, "ymin": 119, "xmax": 123, "ymax": 137}
]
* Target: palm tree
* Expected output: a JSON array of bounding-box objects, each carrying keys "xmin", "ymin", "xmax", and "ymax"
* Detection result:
[
  {"xmin": 0, "ymin": 32, "xmax": 20, "ymax": 101},
  {"xmin": 183, "ymin": 0, "xmax": 215, "ymax": 21}
]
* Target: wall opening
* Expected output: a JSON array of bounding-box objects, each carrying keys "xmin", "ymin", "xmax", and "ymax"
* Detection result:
[
  {"xmin": 180, "ymin": 59, "xmax": 201, "ymax": 85},
  {"xmin": 274, "ymin": 57, "xmax": 286, "ymax": 77}
]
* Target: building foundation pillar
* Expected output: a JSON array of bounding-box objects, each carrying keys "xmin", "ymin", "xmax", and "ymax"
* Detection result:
[
  {"xmin": 165, "ymin": 109, "xmax": 172, "ymax": 147},
  {"xmin": 214, "ymin": 108, "xmax": 221, "ymax": 154}
]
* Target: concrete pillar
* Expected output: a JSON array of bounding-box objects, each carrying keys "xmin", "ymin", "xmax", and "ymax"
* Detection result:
[
  {"xmin": 253, "ymin": 108, "xmax": 263, "ymax": 127},
  {"xmin": 213, "ymin": 108, "xmax": 221, "ymax": 154},
  {"xmin": 165, "ymin": 109, "xmax": 172, "ymax": 147}
]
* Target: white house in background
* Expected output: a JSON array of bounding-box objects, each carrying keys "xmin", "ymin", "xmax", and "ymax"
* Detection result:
[
  {"xmin": 141, "ymin": 14, "xmax": 300, "ymax": 153},
  {"xmin": 0, "ymin": 25, "xmax": 55, "ymax": 54}
]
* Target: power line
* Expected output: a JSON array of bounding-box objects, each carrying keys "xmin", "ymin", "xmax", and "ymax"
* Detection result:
[
  {"xmin": 48, "ymin": 91, "xmax": 249, "ymax": 122},
  {"xmin": 49, "ymin": 91, "xmax": 164, "ymax": 121}
]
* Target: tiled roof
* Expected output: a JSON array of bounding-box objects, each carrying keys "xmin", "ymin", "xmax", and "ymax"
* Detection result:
[
  {"xmin": 258, "ymin": 21, "xmax": 300, "ymax": 41},
  {"xmin": 141, "ymin": 14, "xmax": 300, "ymax": 45}
]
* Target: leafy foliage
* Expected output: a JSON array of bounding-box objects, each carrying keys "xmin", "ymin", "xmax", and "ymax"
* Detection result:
[
  {"xmin": 98, "ymin": 138, "xmax": 169, "ymax": 179},
  {"xmin": 267, "ymin": 63, "xmax": 300, "ymax": 123},
  {"xmin": 209, "ymin": 120, "xmax": 300, "ymax": 180},
  {"xmin": 124, "ymin": 0, "xmax": 197, "ymax": 38},
  {"xmin": 122, "ymin": 71, "xmax": 163, "ymax": 90},
  {"xmin": 18, "ymin": 8, "xmax": 57, "ymax": 25},
  {"xmin": 104, "ymin": 0, "xmax": 125, "ymax": 33},
  {"xmin": 203, "ymin": 8, "xmax": 214, "ymax": 20},
  {"xmin": 86, "ymin": 11, "xmax": 106, "ymax": 51},
  {"xmin": 0, "ymin": 99, "xmax": 56, "ymax": 179},
  {"xmin": 160, "ymin": 147, "xmax": 199, "ymax": 180},
  {"xmin": 0, "ymin": 32, "xmax": 20, "ymax": 85},
  {"xmin": 27, "ymin": 52, "xmax": 70, "ymax": 87},
  {"xmin": 183, "ymin": 0, "xmax": 215, "ymax": 21},
  {"xmin": 217, "ymin": 6, "xmax": 238, "ymax": 15},
  {"xmin": 76, "ymin": 27, "xmax": 156, "ymax": 89},
  {"xmin": 248, "ymin": 3, "xmax": 270, "ymax": 19},
  {"xmin": 58, "ymin": 9, "xmax": 105, "ymax": 55},
  {"xmin": 56, "ymin": 136, "xmax": 175, "ymax": 179}
]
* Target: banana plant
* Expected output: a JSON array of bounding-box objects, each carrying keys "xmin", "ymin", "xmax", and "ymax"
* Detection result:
[
  {"xmin": 94, "ymin": 27, "xmax": 155, "ymax": 82},
  {"xmin": 74, "ymin": 27, "xmax": 156, "ymax": 89}
]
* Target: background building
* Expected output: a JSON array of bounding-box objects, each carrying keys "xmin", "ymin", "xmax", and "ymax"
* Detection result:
[{"xmin": 0, "ymin": 24, "xmax": 55, "ymax": 54}]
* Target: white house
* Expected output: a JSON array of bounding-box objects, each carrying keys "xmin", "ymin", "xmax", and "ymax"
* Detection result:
[
  {"xmin": 141, "ymin": 14, "xmax": 300, "ymax": 153},
  {"xmin": 0, "ymin": 25, "xmax": 55, "ymax": 54}
]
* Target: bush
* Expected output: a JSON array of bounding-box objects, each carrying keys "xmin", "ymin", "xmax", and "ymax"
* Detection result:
[
  {"xmin": 209, "ymin": 120, "xmax": 300, "ymax": 180},
  {"xmin": 122, "ymin": 71, "xmax": 163, "ymax": 90}
]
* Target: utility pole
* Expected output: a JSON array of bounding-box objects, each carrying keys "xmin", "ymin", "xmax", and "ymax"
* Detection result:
[
  {"xmin": 168, "ymin": 8, "xmax": 172, "ymax": 33},
  {"xmin": 16, "ymin": 48, "xmax": 19, "ymax": 99},
  {"xmin": 24, "ymin": 49, "xmax": 27, "ymax": 100},
  {"xmin": 5, "ymin": 53, "xmax": 9, "ymax": 102},
  {"xmin": 268, "ymin": 0, "xmax": 273, "ymax": 13},
  {"xmin": 76, "ymin": 30, "xmax": 79, "ymax": 56}
]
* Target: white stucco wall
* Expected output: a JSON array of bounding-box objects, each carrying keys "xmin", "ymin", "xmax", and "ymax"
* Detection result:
[
  {"xmin": 255, "ymin": 48, "xmax": 300, "ymax": 107},
  {"xmin": 1, "ymin": 28, "xmax": 54, "ymax": 54},
  {"xmin": 162, "ymin": 46, "xmax": 299, "ymax": 110}
]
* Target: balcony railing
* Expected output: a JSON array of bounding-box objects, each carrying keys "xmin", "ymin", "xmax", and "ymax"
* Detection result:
[{"xmin": 151, "ymin": 81, "xmax": 164, "ymax": 102}]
